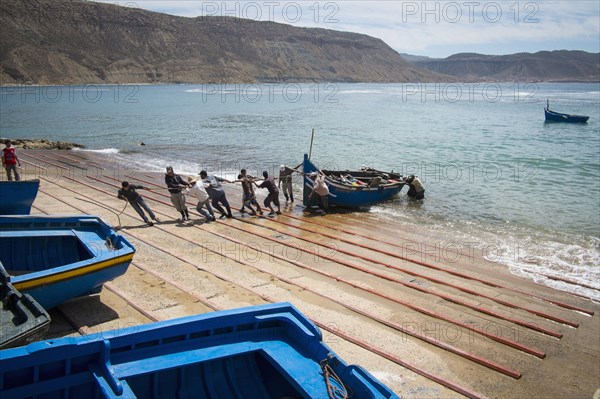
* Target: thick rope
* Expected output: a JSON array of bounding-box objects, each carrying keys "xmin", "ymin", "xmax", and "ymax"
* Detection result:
[{"xmin": 320, "ymin": 356, "xmax": 350, "ymax": 399}]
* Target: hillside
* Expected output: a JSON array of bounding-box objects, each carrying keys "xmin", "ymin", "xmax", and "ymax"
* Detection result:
[
  {"xmin": 407, "ymin": 51, "xmax": 600, "ymax": 82},
  {"xmin": 0, "ymin": 0, "xmax": 446, "ymax": 85}
]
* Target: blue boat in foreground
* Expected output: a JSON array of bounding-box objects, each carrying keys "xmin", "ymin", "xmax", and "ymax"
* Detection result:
[
  {"xmin": 303, "ymin": 154, "xmax": 405, "ymax": 208},
  {"xmin": 0, "ymin": 215, "xmax": 135, "ymax": 309},
  {"xmin": 0, "ymin": 302, "xmax": 400, "ymax": 399},
  {"xmin": 0, "ymin": 179, "xmax": 40, "ymax": 214}
]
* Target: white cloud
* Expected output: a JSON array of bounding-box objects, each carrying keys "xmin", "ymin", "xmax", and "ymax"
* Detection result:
[{"xmin": 337, "ymin": 1, "xmax": 600, "ymax": 56}]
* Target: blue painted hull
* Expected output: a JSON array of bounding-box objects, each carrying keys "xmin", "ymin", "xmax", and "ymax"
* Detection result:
[
  {"xmin": 0, "ymin": 180, "xmax": 39, "ymax": 215},
  {"xmin": 303, "ymin": 154, "xmax": 404, "ymax": 208},
  {"xmin": 0, "ymin": 302, "xmax": 400, "ymax": 399},
  {"xmin": 544, "ymin": 107, "xmax": 589, "ymax": 123},
  {"xmin": 0, "ymin": 215, "xmax": 135, "ymax": 309}
]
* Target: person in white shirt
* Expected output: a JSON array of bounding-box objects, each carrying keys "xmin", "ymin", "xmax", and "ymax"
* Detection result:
[
  {"xmin": 404, "ymin": 175, "xmax": 425, "ymax": 200},
  {"xmin": 308, "ymin": 171, "xmax": 330, "ymax": 214},
  {"xmin": 186, "ymin": 176, "xmax": 216, "ymax": 223},
  {"xmin": 278, "ymin": 164, "xmax": 295, "ymax": 204}
]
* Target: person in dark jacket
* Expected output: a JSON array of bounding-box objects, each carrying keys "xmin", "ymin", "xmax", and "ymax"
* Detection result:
[
  {"xmin": 117, "ymin": 181, "xmax": 159, "ymax": 226},
  {"xmin": 165, "ymin": 166, "xmax": 190, "ymax": 221},
  {"xmin": 199, "ymin": 170, "xmax": 233, "ymax": 219},
  {"xmin": 236, "ymin": 169, "xmax": 263, "ymax": 216},
  {"xmin": 255, "ymin": 171, "xmax": 281, "ymax": 216}
]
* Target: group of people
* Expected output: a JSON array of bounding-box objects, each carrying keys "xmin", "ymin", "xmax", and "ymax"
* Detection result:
[
  {"xmin": 117, "ymin": 163, "xmax": 424, "ymax": 226},
  {"xmin": 118, "ymin": 164, "xmax": 303, "ymax": 226},
  {"xmin": 3, "ymin": 139, "xmax": 424, "ymax": 227}
]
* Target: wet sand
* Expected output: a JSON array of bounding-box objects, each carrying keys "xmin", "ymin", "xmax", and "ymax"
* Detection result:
[{"xmin": 7, "ymin": 148, "xmax": 600, "ymax": 399}]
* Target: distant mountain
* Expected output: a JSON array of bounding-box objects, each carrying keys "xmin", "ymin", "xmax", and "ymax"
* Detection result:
[
  {"xmin": 405, "ymin": 51, "xmax": 600, "ymax": 82},
  {"xmin": 399, "ymin": 53, "xmax": 434, "ymax": 63},
  {"xmin": 0, "ymin": 0, "xmax": 446, "ymax": 85}
]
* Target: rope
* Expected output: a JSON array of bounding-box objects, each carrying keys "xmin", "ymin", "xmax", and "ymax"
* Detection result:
[
  {"xmin": 115, "ymin": 201, "xmax": 128, "ymax": 229},
  {"xmin": 75, "ymin": 197, "xmax": 128, "ymax": 229},
  {"xmin": 320, "ymin": 356, "xmax": 351, "ymax": 399}
]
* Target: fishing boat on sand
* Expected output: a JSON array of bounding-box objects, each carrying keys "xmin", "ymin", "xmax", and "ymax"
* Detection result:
[
  {"xmin": 0, "ymin": 179, "xmax": 40, "ymax": 215},
  {"xmin": 303, "ymin": 154, "xmax": 405, "ymax": 208},
  {"xmin": 0, "ymin": 215, "xmax": 135, "ymax": 310},
  {"xmin": 0, "ymin": 302, "xmax": 400, "ymax": 399},
  {"xmin": 544, "ymin": 99, "xmax": 589, "ymax": 123}
]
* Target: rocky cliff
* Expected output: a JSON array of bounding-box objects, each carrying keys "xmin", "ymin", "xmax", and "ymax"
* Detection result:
[
  {"xmin": 0, "ymin": 0, "xmax": 446, "ymax": 85},
  {"xmin": 408, "ymin": 51, "xmax": 600, "ymax": 82}
]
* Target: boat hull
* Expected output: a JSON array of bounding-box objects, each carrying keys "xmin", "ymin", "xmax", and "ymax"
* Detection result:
[
  {"xmin": 0, "ymin": 180, "xmax": 40, "ymax": 215},
  {"xmin": 544, "ymin": 107, "xmax": 589, "ymax": 123},
  {"xmin": 0, "ymin": 302, "xmax": 399, "ymax": 399},
  {"xmin": 303, "ymin": 154, "xmax": 404, "ymax": 208},
  {"xmin": 0, "ymin": 215, "xmax": 135, "ymax": 309}
]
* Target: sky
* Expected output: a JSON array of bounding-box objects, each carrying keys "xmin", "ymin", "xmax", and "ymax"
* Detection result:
[{"xmin": 98, "ymin": 1, "xmax": 600, "ymax": 58}]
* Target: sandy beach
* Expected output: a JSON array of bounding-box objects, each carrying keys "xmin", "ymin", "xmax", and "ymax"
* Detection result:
[{"xmin": 5, "ymin": 148, "xmax": 599, "ymax": 399}]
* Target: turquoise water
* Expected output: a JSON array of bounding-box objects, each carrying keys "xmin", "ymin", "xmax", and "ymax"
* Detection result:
[{"xmin": 1, "ymin": 82, "xmax": 599, "ymax": 298}]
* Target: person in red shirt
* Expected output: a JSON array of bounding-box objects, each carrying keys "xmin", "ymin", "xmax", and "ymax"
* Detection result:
[{"xmin": 1, "ymin": 140, "xmax": 21, "ymax": 181}]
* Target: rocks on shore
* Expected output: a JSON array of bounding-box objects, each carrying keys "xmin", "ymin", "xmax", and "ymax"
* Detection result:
[{"xmin": 1, "ymin": 138, "xmax": 86, "ymax": 150}]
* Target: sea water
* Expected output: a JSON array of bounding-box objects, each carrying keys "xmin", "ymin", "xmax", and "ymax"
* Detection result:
[{"xmin": 1, "ymin": 82, "xmax": 599, "ymax": 299}]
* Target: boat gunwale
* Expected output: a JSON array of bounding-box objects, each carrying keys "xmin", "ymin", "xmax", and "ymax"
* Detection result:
[
  {"xmin": 10, "ymin": 253, "xmax": 135, "ymax": 290},
  {"xmin": 1, "ymin": 303, "xmax": 322, "ymax": 362}
]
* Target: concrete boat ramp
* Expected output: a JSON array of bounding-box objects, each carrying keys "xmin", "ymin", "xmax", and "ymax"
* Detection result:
[{"xmin": 8, "ymin": 149, "xmax": 599, "ymax": 399}]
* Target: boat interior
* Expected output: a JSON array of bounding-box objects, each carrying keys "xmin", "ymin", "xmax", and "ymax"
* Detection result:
[
  {"xmin": 1, "ymin": 305, "xmax": 386, "ymax": 399},
  {"xmin": 120, "ymin": 349, "xmax": 310, "ymax": 398},
  {"xmin": 0, "ymin": 233, "xmax": 94, "ymax": 275},
  {"xmin": 322, "ymin": 170, "xmax": 403, "ymax": 188}
]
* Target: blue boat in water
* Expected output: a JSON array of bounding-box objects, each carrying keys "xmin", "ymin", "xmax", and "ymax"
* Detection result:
[
  {"xmin": 544, "ymin": 99, "xmax": 589, "ymax": 123},
  {"xmin": 544, "ymin": 107, "xmax": 590, "ymax": 123},
  {"xmin": 0, "ymin": 302, "xmax": 400, "ymax": 399},
  {"xmin": 0, "ymin": 215, "xmax": 135, "ymax": 309},
  {"xmin": 0, "ymin": 179, "xmax": 40, "ymax": 214},
  {"xmin": 303, "ymin": 154, "xmax": 405, "ymax": 208}
]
